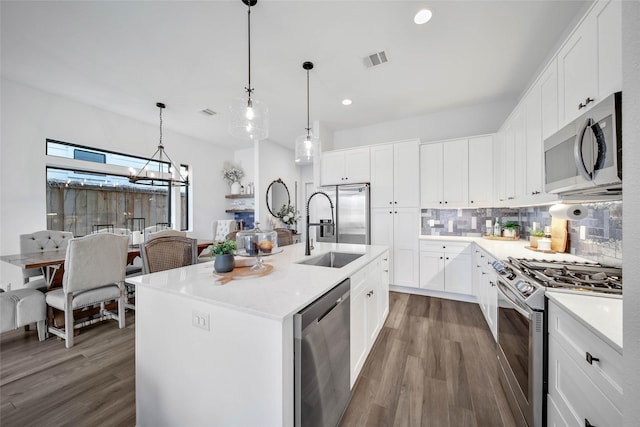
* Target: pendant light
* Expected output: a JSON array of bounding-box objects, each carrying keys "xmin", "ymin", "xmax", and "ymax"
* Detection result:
[
  {"xmin": 295, "ymin": 61, "xmax": 318, "ymax": 165},
  {"xmin": 129, "ymin": 102, "xmax": 189, "ymax": 187},
  {"xmin": 229, "ymin": 0, "xmax": 269, "ymax": 141}
]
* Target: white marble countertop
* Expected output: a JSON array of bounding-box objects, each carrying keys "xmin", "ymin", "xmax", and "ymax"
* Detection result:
[
  {"xmin": 419, "ymin": 235, "xmax": 590, "ymax": 262},
  {"xmin": 420, "ymin": 235, "xmax": 622, "ymax": 352},
  {"xmin": 546, "ymin": 291, "xmax": 623, "ymax": 353},
  {"xmin": 127, "ymin": 242, "xmax": 388, "ymax": 321}
]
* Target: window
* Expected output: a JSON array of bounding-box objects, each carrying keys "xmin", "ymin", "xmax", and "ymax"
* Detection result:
[{"xmin": 46, "ymin": 140, "xmax": 189, "ymax": 235}]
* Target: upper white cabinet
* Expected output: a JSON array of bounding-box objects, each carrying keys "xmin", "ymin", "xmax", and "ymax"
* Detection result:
[
  {"xmin": 501, "ymin": 106, "xmax": 526, "ymax": 204},
  {"xmin": 540, "ymin": 58, "xmax": 559, "ymax": 140},
  {"xmin": 420, "ymin": 139, "xmax": 469, "ymax": 208},
  {"xmin": 371, "ymin": 140, "xmax": 420, "ymax": 208},
  {"xmin": 557, "ymin": 0, "xmax": 621, "ymax": 126},
  {"xmin": 320, "ymin": 147, "xmax": 370, "ymax": 186},
  {"xmin": 468, "ymin": 136, "xmax": 494, "ymax": 207}
]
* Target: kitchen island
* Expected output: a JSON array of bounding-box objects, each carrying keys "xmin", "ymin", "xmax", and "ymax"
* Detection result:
[{"xmin": 127, "ymin": 242, "xmax": 389, "ymax": 427}]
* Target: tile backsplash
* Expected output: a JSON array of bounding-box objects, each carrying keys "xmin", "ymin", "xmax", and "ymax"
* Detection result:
[{"xmin": 420, "ymin": 202, "xmax": 622, "ymax": 266}]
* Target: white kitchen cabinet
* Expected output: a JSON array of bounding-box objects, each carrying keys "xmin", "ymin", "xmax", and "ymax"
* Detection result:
[
  {"xmin": 540, "ymin": 58, "xmax": 559, "ymax": 140},
  {"xmin": 420, "ymin": 139, "xmax": 469, "ymax": 207},
  {"xmin": 557, "ymin": 0, "xmax": 621, "ymax": 126},
  {"xmin": 419, "ymin": 241, "xmax": 472, "ymax": 296},
  {"xmin": 320, "ymin": 146, "xmax": 370, "ymax": 185},
  {"xmin": 371, "ymin": 207, "xmax": 419, "ymax": 288},
  {"xmin": 468, "ymin": 136, "xmax": 494, "ymax": 207},
  {"xmin": 547, "ymin": 299, "xmax": 623, "ymax": 426},
  {"xmin": 500, "ymin": 106, "xmax": 526, "ymax": 205},
  {"xmin": 371, "ymin": 140, "xmax": 420, "ymax": 208},
  {"xmin": 474, "ymin": 246, "xmax": 497, "ymax": 341},
  {"xmin": 350, "ymin": 252, "xmax": 390, "ymax": 386}
]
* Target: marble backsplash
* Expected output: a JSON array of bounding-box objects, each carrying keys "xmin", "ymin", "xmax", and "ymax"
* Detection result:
[{"xmin": 420, "ymin": 202, "xmax": 622, "ymax": 266}]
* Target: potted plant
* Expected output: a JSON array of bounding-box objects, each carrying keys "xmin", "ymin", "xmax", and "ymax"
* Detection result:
[
  {"xmin": 222, "ymin": 162, "xmax": 244, "ymax": 195},
  {"xmin": 502, "ymin": 221, "xmax": 520, "ymax": 238},
  {"xmin": 529, "ymin": 230, "xmax": 545, "ymax": 248},
  {"xmin": 211, "ymin": 240, "xmax": 237, "ymax": 273},
  {"xmin": 277, "ymin": 204, "xmax": 300, "ymax": 231}
]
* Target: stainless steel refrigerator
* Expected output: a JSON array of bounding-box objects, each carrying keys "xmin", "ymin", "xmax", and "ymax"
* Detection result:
[{"xmin": 315, "ymin": 183, "xmax": 370, "ymax": 244}]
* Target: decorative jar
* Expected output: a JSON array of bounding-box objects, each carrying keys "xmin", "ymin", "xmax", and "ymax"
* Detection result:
[
  {"xmin": 230, "ymin": 181, "xmax": 241, "ymax": 195},
  {"xmin": 235, "ymin": 223, "xmax": 278, "ymax": 256}
]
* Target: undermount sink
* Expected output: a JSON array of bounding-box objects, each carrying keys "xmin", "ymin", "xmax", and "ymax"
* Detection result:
[{"xmin": 296, "ymin": 251, "xmax": 364, "ymax": 268}]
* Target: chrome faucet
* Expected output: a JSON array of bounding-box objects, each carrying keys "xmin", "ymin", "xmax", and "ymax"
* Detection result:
[{"xmin": 305, "ymin": 191, "xmax": 335, "ymax": 256}]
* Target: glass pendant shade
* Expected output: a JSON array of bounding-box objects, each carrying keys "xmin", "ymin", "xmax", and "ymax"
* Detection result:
[
  {"xmin": 295, "ymin": 132, "xmax": 318, "ymax": 165},
  {"xmin": 229, "ymin": 96, "xmax": 269, "ymax": 140}
]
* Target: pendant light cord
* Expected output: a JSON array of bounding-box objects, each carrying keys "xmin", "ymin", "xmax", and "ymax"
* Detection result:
[
  {"xmin": 158, "ymin": 105, "xmax": 163, "ymax": 147},
  {"xmin": 246, "ymin": 2, "xmax": 253, "ymax": 97},
  {"xmin": 306, "ymin": 68, "xmax": 310, "ymax": 136}
]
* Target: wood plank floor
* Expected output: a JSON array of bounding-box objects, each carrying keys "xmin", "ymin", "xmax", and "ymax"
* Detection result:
[
  {"xmin": 1, "ymin": 293, "xmax": 517, "ymax": 427},
  {"xmin": 0, "ymin": 311, "xmax": 136, "ymax": 427},
  {"xmin": 340, "ymin": 292, "xmax": 517, "ymax": 427}
]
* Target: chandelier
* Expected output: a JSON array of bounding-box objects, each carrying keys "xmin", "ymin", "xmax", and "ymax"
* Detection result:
[
  {"xmin": 228, "ymin": 0, "xmax": 269, "ymax": 141},
  {"xmin": 295, "ymin": 61, "xmax": 318, "ymax": 165},
  {"xmin": 129, "ymin": 102, "xmax": 189, "ymax": 187}
]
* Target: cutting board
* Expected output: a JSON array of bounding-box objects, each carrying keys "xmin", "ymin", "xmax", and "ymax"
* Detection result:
[
  {"xmin": 213, "ymin": 263, "xmax": 273, "ymax": 285},
  {"xmin": 550, "ymin": 218, "xmax": 568, "ymax": 253}
]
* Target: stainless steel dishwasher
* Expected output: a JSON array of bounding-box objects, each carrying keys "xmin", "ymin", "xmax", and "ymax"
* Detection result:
[{"xmin": 294, "ymin": 278, "xmax": 351, "ymax": 427}]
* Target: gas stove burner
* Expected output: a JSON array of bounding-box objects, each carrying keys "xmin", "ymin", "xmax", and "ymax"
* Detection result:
[{"xmin": 504, "ymin": 257, "xmax": 622, "ymax": 295}]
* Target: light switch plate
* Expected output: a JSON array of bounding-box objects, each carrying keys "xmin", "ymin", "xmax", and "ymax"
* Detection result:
[{"xmin": 579, "ymin": 226, "xmax": 586, "ymax": 240}]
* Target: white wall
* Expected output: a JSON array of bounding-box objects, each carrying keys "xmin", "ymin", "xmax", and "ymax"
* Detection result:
[
  {"xmin": 332, "ymin": 99, "xmax": 513, "ymax": 148},
  {"xmin": 622, "ymin": 1, "xmax": 640, "ymax": 425},
  {"xmin": 0, "ymin": 79, "xmax": 233, "ymax": 288},
  {"xmin": 256, "ymin": 140, "xmax": 298, "ymax": 229}
]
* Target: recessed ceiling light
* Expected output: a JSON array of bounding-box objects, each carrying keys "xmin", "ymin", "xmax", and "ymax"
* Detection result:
[
  {"xmin": 342, "ymin": 99, "xmax": 352, "ymax": 106},
  {"xmin": 414, "ymin": 9, "xmax": 433, "ymax": 25}
]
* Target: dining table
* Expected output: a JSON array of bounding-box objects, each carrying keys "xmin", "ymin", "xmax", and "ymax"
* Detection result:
[{"xmin": 0, "ymin": 240, "xmax": 214, "ymax": 288}]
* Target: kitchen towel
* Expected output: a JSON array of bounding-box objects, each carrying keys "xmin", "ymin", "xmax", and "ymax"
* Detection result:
[{"xmin": 549, "ymin": 203, "xmax": 588, "ymax": 221}]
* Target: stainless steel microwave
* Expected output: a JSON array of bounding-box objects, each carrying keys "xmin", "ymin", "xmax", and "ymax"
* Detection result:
[{"xmin": 544, "ymin": 92, "xmax": 622, "ymax": 196}]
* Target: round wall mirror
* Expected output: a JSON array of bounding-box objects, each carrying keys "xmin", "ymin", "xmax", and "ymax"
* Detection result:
[{"xmin": 266, "ymin": 178, "xmax": 290, "ymax": 218}]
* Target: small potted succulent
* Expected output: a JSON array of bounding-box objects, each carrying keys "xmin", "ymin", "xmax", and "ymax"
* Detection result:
[
  {"xmin": 502, "ymin": 221, "xmax": 520, "ymax": 238},
  {"xmin": 529, "ymin": 230, "xmax": 546, "ymax": 248},
  {"xmin": 211, "ymin": 240, "xmax": 237, "ymax": 273}
]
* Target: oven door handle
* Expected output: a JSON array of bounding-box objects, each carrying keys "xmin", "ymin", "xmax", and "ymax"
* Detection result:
[{"xmin": 496, "ymin": 281, "xmax": 534, "ymax": 320}]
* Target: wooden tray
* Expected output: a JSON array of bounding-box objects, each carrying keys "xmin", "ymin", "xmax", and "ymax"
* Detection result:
[
  {"xmin": 524, "ymin": 245, "xmax": 557, "ymax": 254},
  {"xmin": 482, "ymin": 235, "xmax": 520, "ymax": 241},
  {"xmin": 213, "ymin": 263, "xmax": 273, "ymax": 285}
]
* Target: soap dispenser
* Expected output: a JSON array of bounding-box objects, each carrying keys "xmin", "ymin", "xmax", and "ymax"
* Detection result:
[{"xmin": 493, "ymin": 218, "xmax": 501, "ymax": 236}]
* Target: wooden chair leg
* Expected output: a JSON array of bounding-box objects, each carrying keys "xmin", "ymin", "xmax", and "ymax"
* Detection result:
[{"xmin": 64, "ymin": 293, "xmax": 74, "ymax": 348}]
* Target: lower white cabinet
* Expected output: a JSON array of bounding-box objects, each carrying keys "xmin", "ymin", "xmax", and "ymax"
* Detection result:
[
  {"xmin": 371, "ymin": 207, "xmax": 419, "ymax": 288},
  {"xmin": 419, "ymin": 241, "xmax": 472, "ymax": 296},
  {"xmin": 350, "ymin": 251, "xmax": 390, "ymax": 387},
  {"xmin": 474, "ymin": 247, "xmax": 497, "ymax": 341},
  {"xmin": 547, "ymin": 300, "xmax": 623, "ymax": 426}
]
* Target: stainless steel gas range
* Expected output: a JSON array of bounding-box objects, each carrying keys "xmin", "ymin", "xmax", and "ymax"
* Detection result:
[{"xmin": 491, "ymin": 257, "xmax": 622, "ymax": 427}]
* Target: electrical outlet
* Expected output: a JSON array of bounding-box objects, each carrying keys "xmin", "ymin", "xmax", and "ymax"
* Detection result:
[
  {"xmin": 580, "ymin": 226, "xmax": 586, "ymax": 240},
  {"xmin": 192, "ymin": 311, "xmax": 210, "ymax": 331}
]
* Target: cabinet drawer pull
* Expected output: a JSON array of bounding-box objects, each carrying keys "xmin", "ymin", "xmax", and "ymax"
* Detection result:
[
  {"xmin": 490, "ymin": 281, "xmax": 496, "ymax": 287},
  {"xmin": 585, "ymin": 418, "xmax": 596, "ymax": 427},
  {"xmin": 586, "ymin": 352, "xmax": 600, "ymax": 365},
  {"xmin": 383, "ymin": 269, "xmax": 388, "ymax": 273},
  {"xmin": 578, "ymin": 97, "xmax": 595, "ymax": 110},
  {"xmin": 481, "ymin": 272, "xmax": 486, "ymax": 275}
]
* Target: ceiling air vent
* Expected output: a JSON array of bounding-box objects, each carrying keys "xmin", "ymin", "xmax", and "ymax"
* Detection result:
[
  {"xmin": 200, "ymin": 108, "xmax": 217, "ymax": 116},
  {"xmin": 363, "ymin": 51, "xmax": 389, "ymax": 68}
]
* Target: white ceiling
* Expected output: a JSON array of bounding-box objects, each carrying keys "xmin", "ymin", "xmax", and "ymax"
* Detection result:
[{"xmin": 1, "ymin": 0, "xmax": 589, "ymax": 151}]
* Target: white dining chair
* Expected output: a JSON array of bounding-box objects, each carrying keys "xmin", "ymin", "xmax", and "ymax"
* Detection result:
[{"xmin": 45, "ymin": 233, "xmax": 129, "ymax": 348}]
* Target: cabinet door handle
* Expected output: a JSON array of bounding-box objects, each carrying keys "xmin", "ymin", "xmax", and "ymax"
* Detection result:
[
  {"xmin": 383, "ymin": 269, "xmax": 389, "ymax": 273},
  {"xmin": 444, "ymin": 201, "xmax": 448, "ymax": 204},
  {"xmin": 394, "ymin": 211, "xmax": 398, "ymax": 214},
  {"xmin": 440, "ymin": 256, "xmax": 443, "ymax": 260},
  {"xmin": 439, "ymin": 201, "xmax": 442, "ymax": 204},
  {"xmin": 470, "ymin": 200, "xmax": 474, "ymax": 204},
  {"xmin": 480, "ymin": 254, "xmax": 485, "ymax": 258},
  {"xmin": 394, "ymin": 201, "xmax": 397, "ymax": 204},
  {"xmin": 481, "ymin": 272, "xmax": 486, "ymax": 275},
  {"xmin": 445, "ymin": 257, "xmax": 449, "ymax": 260},
  {"xmin": 490, "ymin": 281, "xmax": 496, "ymax": 287},
  {"xmin": 389, "ymin": 211, "xmax": 393, "ymax": 214},
  {"xmin": 586, "ymin": 352, "xmax": 600, "ymax": 365},
  {"xmin": 578, "ymin": 97, "xmax": 595, "ymax": 110},
  {"xmin": 585, "ymin": 418, "xmax": 596, "ymax": 427}
]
